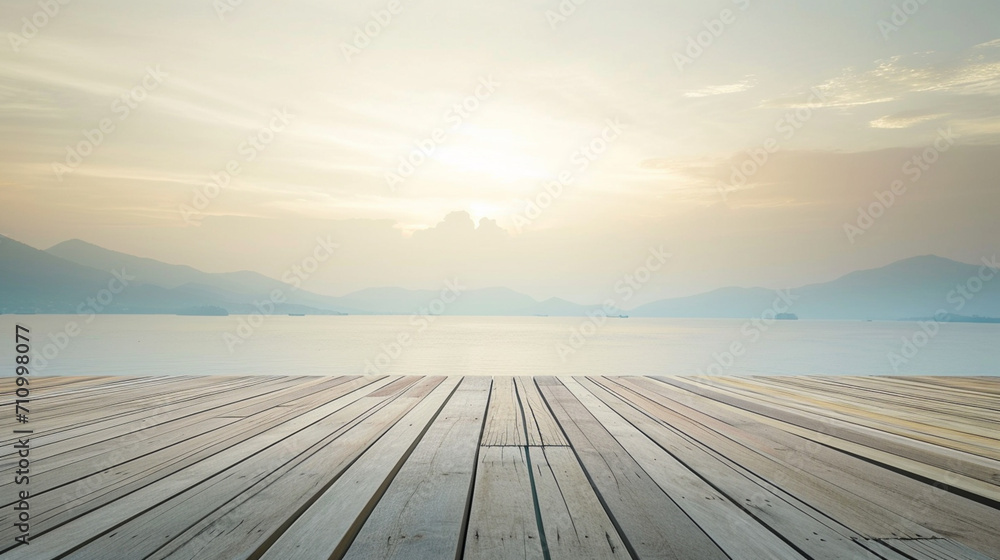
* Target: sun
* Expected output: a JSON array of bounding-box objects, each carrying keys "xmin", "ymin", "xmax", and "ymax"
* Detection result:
[{"xmin": 431, "ymin": 125, "xmax": 548, "ymax": 183}]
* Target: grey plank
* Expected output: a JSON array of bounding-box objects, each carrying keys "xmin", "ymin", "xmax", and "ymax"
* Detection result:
[
  {"xmin": 257, "ymin": 377, "xmax": 462, "ymax": 560},
  {"xmin": 569, "ymin": 377, "xmax": 803, "ymax": 559},
  {"xmin": 464, "ymin": 446, "xmax": 545, "ymax": 560},
  {"xmin": 535, "ymin": 377, "xmax": 728, "ymax": 560},
  {"xmin": 342, "ymin": 377, "xmax": 490, "ymax": 560},
  {"xmin": 533, "ymin": 446, "xmax": 627, "ymax": 560}
]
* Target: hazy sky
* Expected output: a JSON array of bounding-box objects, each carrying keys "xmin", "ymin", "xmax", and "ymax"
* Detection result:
[{"xmin": 2, "ymin": 0, "xmax": 999, "ymax": 303}]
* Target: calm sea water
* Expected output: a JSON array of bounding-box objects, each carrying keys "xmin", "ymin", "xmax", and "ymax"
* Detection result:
[{"xmin": 2, "ymin": 315, "xmax": 997, "ymax": 378}]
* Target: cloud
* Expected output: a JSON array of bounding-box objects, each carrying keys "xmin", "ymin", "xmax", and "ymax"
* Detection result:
[
  {"xmin": 410, "ymin": 211, "xmax": 511, "ymax": 242},
  {"xmin": 683, "ymin": 77, "xmax": 758, "ymax": 98},
  {"xmin": 870, "ymin": 111, "xmax": 948, "ymax": 129},
  {"xmin": 765, "ymin": 42, "xmax": 1000, "ymax": 109}
]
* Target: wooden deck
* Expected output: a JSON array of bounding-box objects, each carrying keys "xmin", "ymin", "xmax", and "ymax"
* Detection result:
[{"xmin": 3, "ymin": 375, "xmax": 999, "ymax": 559}]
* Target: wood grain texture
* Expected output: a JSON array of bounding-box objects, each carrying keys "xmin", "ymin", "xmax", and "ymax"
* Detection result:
[
  {"xmin": 343, "ymin": 377, "xmax": 490, "ymax": 560},
  {"xmin": 535, "ymin": 377, "xmax": 729, "ymax": 560},
  {"xmin": 4, "ymin": 374, "xmax": 997, "ymax": 560},
  {"xmin": 257, "ymin": 377, "xmax": 461, "ymax": 560},
  {"xmin": 464, "ymin": 445, "xmax": 546, "ymax": 560}
]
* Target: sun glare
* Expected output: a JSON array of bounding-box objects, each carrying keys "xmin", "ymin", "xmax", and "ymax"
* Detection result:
[{"xmin": 430, "ymin": 124, "xmax": 549, "ymax": 184}]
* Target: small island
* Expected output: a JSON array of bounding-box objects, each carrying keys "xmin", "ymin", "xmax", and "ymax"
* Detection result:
[{"xmin": 776, "ymin": 313, "xmax": 798, "ymax": 320}]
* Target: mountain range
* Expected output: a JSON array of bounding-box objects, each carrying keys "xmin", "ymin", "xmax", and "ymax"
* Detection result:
[{"xmin": 1, "ymin": 233, "xmax": 998, "ymax": 320}]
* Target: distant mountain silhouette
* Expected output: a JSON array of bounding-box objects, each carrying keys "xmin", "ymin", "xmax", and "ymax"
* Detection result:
[
  {"xmin": 45, "ymin": 238, "xmax": 356, "ymax": 315},
  {"xmin": 1, "ymin": 235, "xmax": 348, "ymax": 315},
  {"xmin": 3, "ymin": 234, "xmax": 998, "ymax": 319},
  {"xmin": 631, "ymin": 255, "xmax": 1000, "ymax": 320},
  {"xmin": 628, "ymin": 286, "xmax": 779, "ymax": 318},
  {"xmin": 792, "ymin": 255, "xmax": 1000, "ymax": 319},
  {"xmin": 0, "ymin": 234, "xmax": 181, "ymax": 314}
]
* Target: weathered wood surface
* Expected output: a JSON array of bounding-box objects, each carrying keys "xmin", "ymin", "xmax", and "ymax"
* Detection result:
[{"xmin": 1, "ymin": 374, "xmax": 998, "ymax": 559}]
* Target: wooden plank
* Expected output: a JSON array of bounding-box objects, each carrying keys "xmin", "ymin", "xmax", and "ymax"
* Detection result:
[
  {"xmin": 535, "ymin": 377, "xmax": 728, "ymax": 560},
  {"xmin": 611, "ymin": 377, "xmax": 931, "ymax": 540},
  {"xmin": 567, "ymin": 377, "xmax": 804, "ymax": 559},
  {"xmin": 480, "ymin": 377, "xmax": 568, "ymax": 447},
  {"xmin": 773, "ymin": 376, "xmax": 1000, "ymax": 419},
  {"xmin": 773, "ymin": 377, "xmax": 1000, "ymax": 440},
  {"xmin": 621, "ymin": 377, "xmax": 1000, "ymax": 557},
  {"xmin": 659, "ymin": 377, "xmax": 1000, "ymax": 503},
  {"xmin": 3, "ymin": 374, "xmax": 997, "ymax": 559},
  {"xmin": 856, "ymin": 539, "xmax": 917, "ymax": 560},
  {"xmin": 0, "ymin": 375, "xmax": 211, "ymax": 435},
  {"xmin": 586, "ymin": 377, "xmax": 877, "ymax": 559},
  {"xmin": 515, "ymin": 376, "xmax": 568, "ymax": 446},
  {"xmin": 904, "ymin": 377, "xmax": 1000, "ymax": 399},
  {"xmin": 700, "ymin": 376, "xmax": 1000, "ymax": 470},
  {"xmin": 758, "ymin": 376, "xmax": 1000, "ymax": 433},
  {"xmin": 0, "ymin": 376, "xmax": 305, "ymax": 482},
  {"xmin": 481, "ymin": 377, "xmax": 526, "ymax": 446},
  {"xmin": 341, "ymin": 377, "xmax": 490, "ymax": 560},
  {"xmin": 878, "ymin": 538, "xmax": 996, "ymax": 560},
  {"xmin": 930, "ymin": 538, "xmax": 998, "ymax": 560},
  {"xmin": 532, "ymin": 446, "xmax": 627, "ymax": 560},
  {"xmin": 464, "ymin": 446, "xmax": 545, "ymax": 560},
  {"xmin": 73, "ymin": 377, "xmax": 447, "ymax": 560},
  {"xmin": 1, "ymin": 376, "xmax": 273, "ymax": 451},
  {"xmin": 719, "ymin": 377, "xmax": 1000, "ymax": 461},
  {"xmin": 142, "ymin": 378, "xmax": 445, "ymax": 560},
  {"xmin": 0, "ymin": 376, "xmax": 398, "ymax": 558},
  {"xmin": 0, "ymin": 377, "xmax": 364, "ymax": 528},
  {"xmin": 257, "ymin": 376, "xmax": 462, "ymax": 560}
]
